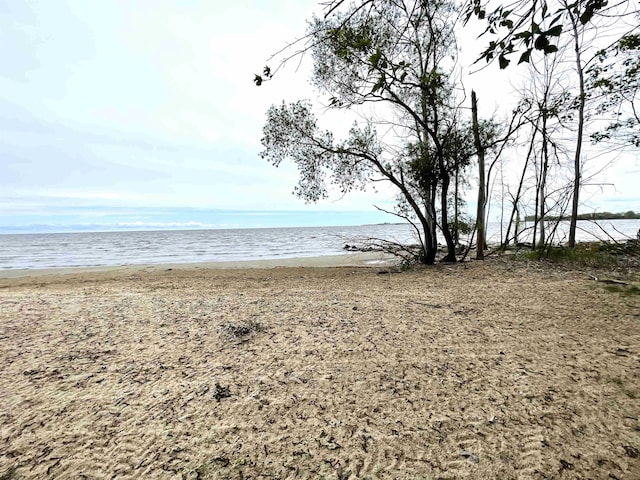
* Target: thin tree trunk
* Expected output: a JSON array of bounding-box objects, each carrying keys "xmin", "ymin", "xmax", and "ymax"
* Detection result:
[
  {"xmin": 426, "ymin": 183, "xmax": 438, "ymax": 264},
  {"xmin": 538, "ymin": 109, "xmax": 549, "ymax": 248},
  {"xmin": 500, "ymin": 161, "xmax": 504, "ymax": 244},
  {"xmin": 472, "ymin": 90, "xmax": 486, "ymax": 260},
  {"xmin": 454, "ymin": 160, "xmax": 459, "ymax": 246},
  {"xmin": 503, "ymin": 121, "xmax": 538, "ymax": 249},
  {"xmin": 440, "ymin": 171, "xmax": 457, "ymax": 262},
  {"xmin": 567, "ymin": 3, "xmax": 585, "ymax": 248}
]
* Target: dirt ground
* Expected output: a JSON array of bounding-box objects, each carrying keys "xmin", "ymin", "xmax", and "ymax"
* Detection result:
[{"xmin": 0, "ymin": 258, "xmax": 639, "ymax": 479}]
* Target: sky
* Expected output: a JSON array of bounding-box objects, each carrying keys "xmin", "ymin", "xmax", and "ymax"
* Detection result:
[{"xmin": 0, "ymin": 0, "xmax": 637, "ymax": 232}]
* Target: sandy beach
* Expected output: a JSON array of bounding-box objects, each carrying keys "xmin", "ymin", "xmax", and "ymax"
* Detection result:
[{"xmin": 1, "ymin": 257, "xmax": 639, "ymax": 479}]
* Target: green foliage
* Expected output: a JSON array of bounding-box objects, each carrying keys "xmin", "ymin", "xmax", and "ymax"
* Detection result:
[
  {"xmin": 261, "ymin": 100, "xmax": 378, "ymax": 202},
  {"xmin": 0, "ymin": 466, "xmax": 17, "ymax": 480},
  {"xmin": 465, "ymin": 0, "xmax": 615, "ymax": 68},
  {"xmin": 524, "ymin": 240, "xmax": 640, "ymax": 268},
  {"xmin": 526, "ymin": 244, "xmax": 617, "ymax": 266},
  {"xmin": 261, "ymin": 0, "xmax": 469, "ymax": 265},
  {"xmin": 407, "ymin": 142, "xmax": 435, "ymax": 192},
  {"xmin": 587, "ymin": 31, "xmax": 640, "ymax": 147},
  {"xmin": 604, "ymin": 284, "xmax": 640, "ymax": 297},
  {"xmin": 611, "ymin": 377, "xmax": 638, "ymax": 398},
  {"xmin": 524, "ymin": 211, "xmax": 640, "ymax": 221},
  {"xmin": 454, "ymin": 217, "xmax": 474, "ymax": 236},
  {"xmin": 253, "ymin": 66, "xmax": 272, "ymax": 86}
]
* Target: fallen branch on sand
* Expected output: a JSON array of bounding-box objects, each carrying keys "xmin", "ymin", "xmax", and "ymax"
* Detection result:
[{"xmin": 589, "ymin": 275, "xmax": 630, "ymax": 286}]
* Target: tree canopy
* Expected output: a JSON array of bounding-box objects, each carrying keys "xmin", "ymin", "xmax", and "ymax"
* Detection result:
[
  {"xmin": 257, "ymin": 0, "xmax": 638, "ymax": 257},
  {"xmin": 261, "ymin": 0, "xmax": 477, "ymax": 264}
]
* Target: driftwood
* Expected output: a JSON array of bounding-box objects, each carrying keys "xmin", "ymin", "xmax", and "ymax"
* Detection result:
[{"xmin": 589, "ymin": 275, "xmax": 630, "ymax": 286}]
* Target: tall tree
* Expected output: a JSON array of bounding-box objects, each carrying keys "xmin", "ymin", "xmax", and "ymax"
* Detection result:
[
  {"xmin": 466, "ymin": 0, "xmax": 638, "ymax": 247},
  {"xmin": 260, "ymin": 0, "xmax": 468, "ymax": 264},
  {"xmin": 564, "ymin": 0, "xmax": 587, "ymax": 247},
  {"xmin": 471, "ymin": 91, "xmax": 486, "ymax": 259}
]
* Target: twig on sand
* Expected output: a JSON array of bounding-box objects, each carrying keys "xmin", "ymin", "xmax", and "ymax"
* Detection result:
[{"xmin": 589, "ymin": 275, "xmax": 630, "ymax": 286}]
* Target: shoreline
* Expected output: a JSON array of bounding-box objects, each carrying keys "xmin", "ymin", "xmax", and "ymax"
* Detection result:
[{"xmin": 0, "ymin": 251, "xmax": 397, "ymax": 280}]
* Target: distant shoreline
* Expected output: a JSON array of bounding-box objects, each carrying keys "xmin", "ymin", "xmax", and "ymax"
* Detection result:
[
  {"xmin": 0, "ymin": 222, "xmax": 406, "ymax": 236},
  {"xmin": 524, "ymin": 211, "xmax": 640, "ymax": 222}
]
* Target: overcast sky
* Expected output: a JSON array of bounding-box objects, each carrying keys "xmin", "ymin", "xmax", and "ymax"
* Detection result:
[{"xmin": 0, "ymin": 0, "xmax": 637, "ymax": 230}]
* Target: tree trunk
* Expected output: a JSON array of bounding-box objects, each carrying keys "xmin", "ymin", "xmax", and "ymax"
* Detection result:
[
  {"xmin": 397, "ymin": 173, "xmax": 437, "ymax": 265},
  {"xmin": 537, "ymin": 109, "xmax": 549, "ymax": 249},
  {"xmin": 567, "ymin": 3, "xmax": 585, "ymax": 248},
  {"xmin": 440, "ymin": 171, "xmax": 457, "ymax": 262},
  {"xmin": 472, "ymin": 90, "xmax": 486, "ymax": 260},
  {"xmin": 503, "ymin": 122, "xmax": 538, "ymax": 250},
  {"xmin": 454, "ymin": 160, "xmax": 459, "ymax": 246},
  {"xmin": 425, "ymin": 184, "xmax": 438, "ymax": 264}
]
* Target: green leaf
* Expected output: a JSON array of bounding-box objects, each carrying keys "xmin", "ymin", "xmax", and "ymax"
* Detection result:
[
  {"xmin": 500, "ymin": 19, "xmax": 514, "ymax": 29},
  {"xmin": 369, "ymin": 49, "xmax": 382, "ymax": 68},
  {"xmin": 543, "ymin": 45, "xmax": 559, "ymax": 54},
  {"xmin": 534, "ymin": 35, "xmax": 550, "ymax": 50},
  {"xmin": 546, "ymin": 25, "xmax": 563, "ymax": 37},
  {"xmin": 371, "ymin": 75, "xmax": 385, "ymax": 94},
  {"xmin": 580, "ymin": 9, "xmax": 594, "ymax": 24},
  {"xmin": 254, "ymin": 74, "xmax": 263, "ymax": 86},
  {"xmin": 498, "ymin": 54, "xmax": 510, "ymax": 69},
  {"xmin": 518, "ymin": 49, "xmax": 532, "ymax": 64}
]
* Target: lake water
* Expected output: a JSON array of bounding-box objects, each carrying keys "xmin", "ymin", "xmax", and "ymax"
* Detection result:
[{"xmin": 1, "ymin": 219, "xmax": 638, "ymax": 270}]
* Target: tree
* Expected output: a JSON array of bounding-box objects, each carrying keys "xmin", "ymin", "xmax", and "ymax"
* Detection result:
[
  {"xmin": 464, "ymin": 0, "xmax": 617, "ymax": 69},
  {"xmin": 564, "ymin": 0, "xmax": 587, "ymax": 247},
  {"xmin": 588, "ymin": 31, "xmax": 640, "ymax": 147},
  {"xmin": 472, "ymin": 91, "xmax": 486, "ymax": 259},
  {"xmin": 260, "ymin": 0, "xmax": 469, "ymax": 264},
  {"xmin": 466, "ymin": 0, "xmax": 638, "ymax": 247},
  {"xmin": 442, "ymin": 121, "xmax": 477, "ymax": 246}
]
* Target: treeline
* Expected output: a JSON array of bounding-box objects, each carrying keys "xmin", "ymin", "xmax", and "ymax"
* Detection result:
[
  {"xmin": 525, "ymin": 211, "xmax": 639, "ymax": 222},
  {"xmin": 258, "ymin": 0, "xmax": 639, "ymax": 262}
]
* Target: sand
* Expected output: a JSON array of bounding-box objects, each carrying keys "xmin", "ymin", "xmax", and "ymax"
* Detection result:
[{"xmin": 0, "ymin": 257, "xmax": 639, "ymax": 479}]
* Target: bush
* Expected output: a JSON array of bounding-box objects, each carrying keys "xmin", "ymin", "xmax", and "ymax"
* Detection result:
[{"xmin": 523, "ymin": 240, "xmax": 640, "ymax": 268}]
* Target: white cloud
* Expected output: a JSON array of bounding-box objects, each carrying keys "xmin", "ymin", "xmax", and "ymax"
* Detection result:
[{"xmin": 0, "ymin": 0, "xmax": 637, "ymax": 229}]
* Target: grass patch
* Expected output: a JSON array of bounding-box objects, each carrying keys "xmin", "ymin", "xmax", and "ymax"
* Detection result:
[
  {"xmin": 526, "ymin": 244, "xmax": 615, "ymax": 266},
  {"xmin": 0, "ymin": 466, "xmax": 17, "ymax": 480},
  {"xmin": 521, "ymin": 240, "xmax": 640, "ymax": 268},
  {"xmin": 604, "ymin": 284, "xmax": 640, "ymax": 296},
  {"xmin": 612, "ymin": 377, "xmax": 637, "ymax": 399},
  {"xmin": 217, "ymin": 318, "xmax": 265, "ymax": 342}
]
